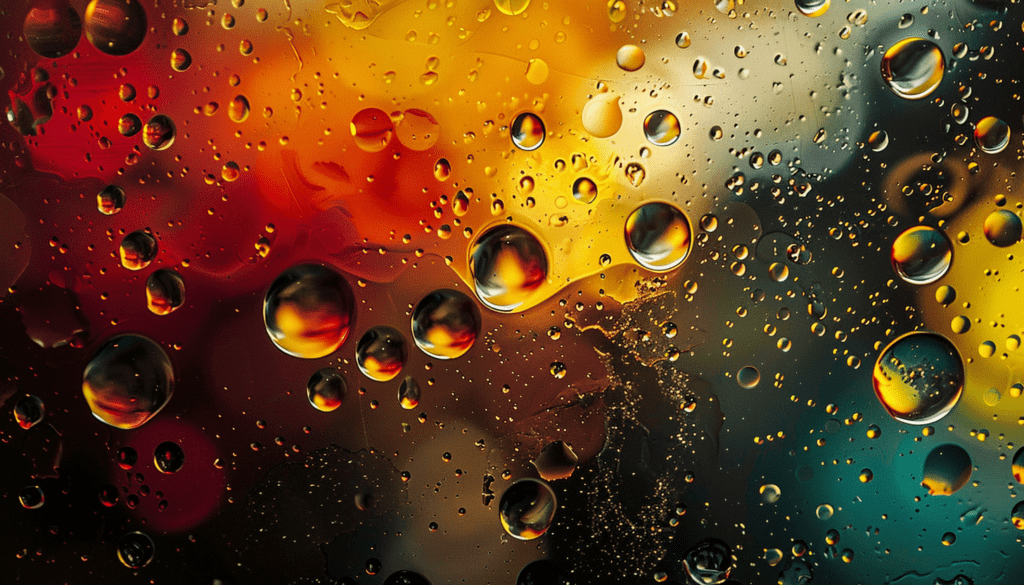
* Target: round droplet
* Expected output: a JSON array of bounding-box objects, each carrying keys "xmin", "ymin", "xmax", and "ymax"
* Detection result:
[
  {"xmin": 683, "ymin": 538, "xmax": 733, "ymax": 585},
  {"xmin": 983, "ymin": 209, "xmax": 1021, "ymax": 247},
  {"xmin": 117, "ymin": 113, "xmax": 141, "ymax": 136},
  {"xmin": 395, "ymin": 109, "xmax": 440, "ymax": 151},
  {"xmin": 859, "ymin": 468, "xmax": 873, "ymax": 483},
  {"xmin": 498, "ymin": 478, "xmax": 557, "ymax": 540},
  {"xmin": 19, "ymin": 485, "xmax": 45, "ymax": 509},
  {"xmin": 572, "ymin": 177, "xmax": 598, "ymax": 204},
  {"xmin": 97, "ymin": 185, "xmax": 125, "ymax": 215},
  {"xmin": 263, "ymin": 264, "xmax": 356, "ymax": 359},
  {"xmin": 433, "ymin": 158, "xmax": 451, "ymax": 181},
  {"xmin": 581, "ymin": 93, "xmax": 622, "ymax": 138},
  {"xmin": 153, "ymin": 441, "xmax": 184, "ymax": 473},
  {"xmin": 511, "ymin": 112, "xmax": 545, "ymax": 151},
  {"xmin": 228, "ymin": 95, "xmax": 250, "ymax": 123},
  {"xmin": 115, "ymin": 446, "xmax": 137, "ymax": 469},
  {"xmin": 398, "ymin": 376, "xmax": 420, "ymax": 409},
  {"xmin": 974, "ymin": 117, "xmax": 1010, "ymax": 154},
  {"xmin": 83, "ymin": 335, "xmax": 174, "ymax": 429},
  {"xmin": 873, "ymin": 331, "xmax": 963, "ymax": 425},
  {"xmin": 815, "ymin": 504, "xmax": 834, "ymax": 520},
  {"xmin": 643, "ymin": 110, "xmax": 681, "ymax": 146},
  {"xmin": 795, "ymin": 0, "xmax": 829, "ymax": 17},
  {"xmin": 84, "ymin": 0, "xmax": 147, "ymax": 56},
  {"xmin": 935, "ymin": 285, "xmax": 956, "ymax": 305},
  {"xmin": 145, "ymin": 269, "xmax": 185, "ymax": 315},
  {"xmin": 493, "ymin": 0, "xmax": 529, "ymax": 16},
  {"xmin": 625, "ymin": 201, "xmax": 692, "ymax": 272},
  {"xmin": 142, "ymin": 114, "xmax": 175, "ymax": 150},
  {"xmin": 307, "ymin": 367, "xmax": 346, "ymax": 412},
  {"xmin": 356, "ymin": 326, "xmax": 408, "ymax": 382},
  {"xmin": 119, "ymin": 230, "xmax": 157, "ymax": 270},
  {"xmin": 24, "ymin": 0, "xmax": 83, "ymax": 58},
  {"xmin": 675, "ymin": 31, "xmax": 691, "ymax": 48},
  {"xmin": 760, "ymin": 484, "xmax": 781, "ymax": 503},
  {"xmin": 880, "ymin": 38, "xmax": 945, "ymax": 100},
  {"xmin": 921, "ymin": 443, "xmax": 971, "ymax": 495},
  {"xmin": 736, "ymin": 366, "xmax": 760, "ymax": 389},
  {"xmin": 13, "ymin": 395, "xmax": 45, "ymax": 430},
  {"xmin": 383, "ymin": 571, "xmax": 432, "ymax": 585},
  {"xmin": 170, "ymin": 48, "xmax": 191, "ymax": 72},
  {"xmin": 117, "ymin": 531, "xmax": 154, "ymax": 569},
  {"xmin": 351, "ymin": 108, "xmax": 393, "ymax": 152},
  {"xmin": 171, "ymin": 17, "xmax": 187, "ymax": 35},
  {"xmin": 616, "ymin": 44, "xmax": 646, "ymax": 71},
  {"xmin": 470, "ymin": 225, "xmax": 548, "ymax": 312},
  {"xmin": 890, "ymin": 226, "xmax": 952, "ymax": 285},
  {"xmin": 411, "ymin": 289, "xmax": 481, "ymax": 359},
  {"xmin": 867, "ymin": 130, "xmax": 889, "ymax": 152}
]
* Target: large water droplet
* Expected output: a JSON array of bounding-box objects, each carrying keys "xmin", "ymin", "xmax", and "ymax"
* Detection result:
[
  {"xmin": 117, "ymin": 531, "xmax": 155, "ymax": 569},
  {"xmin": 974, "ymin": 116, "xmax": 1010, "ymax": 154},
  {"xmin": 119, "ymin": 230, "xmax": 157, "ymax": 271},
  {"xmin": 498, "ymin": 478, "xmax": 557, "ymax": 540},
  {"xmin": 470, "ymin": 225, "xmax": 548, "ymax": 312},
  {"xmin": 84, "ymin": 0, "xmax": 147, "ymax": 56},
  {"xmin": 872, "ymin": 331, "xmax": 964, "ymax": 425},
  {"xmin": 643, "ymin": 110, "xmax": 681, "ymax": 146},
  {"xmin": 228, "ymin": 95, "xmax": 250, "ymax": 123},
  {"xmin": 921, "ymin": 443, "xmax": 971, "ymax": 495},
  {"xmin": 625, "ymin": 201, "xmax": 692, "ymax": 272},
  {"xmin": 142, "ymin": 114, "xmax": 175, "ymax": 150},
  {"xmin": 350, "ymin": 107, "xmax": 393, "ymax": 152},
  {"xmin": 19, "ymin": 485, "xmax": 45, "ymax": 509},
  {"xmin": 24, "ymin": 0, "xmax": 82, "ymax": 59},
  {"xmin": 97, "ymin": 185, "xmax": 125, "ymax": 215},
  {"xmin": 511, "ymin": 112, "xmax": 545, "ymax": 151},
  {"xmin": 154, "ymin": 441, "xmax": 185, "ymax": 473},
  {"xmin": 13, "ymin": 395, "xmax": 45, "ymax": 430},
  {"xmin": 146, "ymin": 269, "xmax": 185, "ymax": 315},
  {"xmin": 880, "ymin": 38, "xmax": 945, "ymax": 100},
  {"xmin": 737, "ymin": 366, "xmax": 760, "ymax": 389},
  {"xmin": 890, "ymin": 226, "xmax": 952, "ymax": 285},
  {"xmin": 82, "ymin": 335, "xmax": 174, "ymax": 429},
  {"xmin": 616, "ymin": 44, "xmax": 646, "ymax": 71},
  {"xmin": 683, "ymin": 538, "xmax": 733, "ymax": 585},
  {"xmin": 983, "ymin": 209, "xmax": 1021, "ymax": 247},
  {"xmin": 356, "ymin": 326, "xmax": 408, "ymax": 382},
  {"xmin": 410, "ymin": 289, "xmax": 480, "ymax": 359},
  {"xmin": 307, "ymin": 367, "xmax": 346, "ymax": 412},
  {"xmin": 263, "ymin": 264, "xmax": 356, "ymax": 359}
]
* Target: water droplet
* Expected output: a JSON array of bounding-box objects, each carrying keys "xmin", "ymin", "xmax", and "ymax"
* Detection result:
[
  {"xmin": 581, "ymin": 93, "xmax": 622, "ymax": 138},
  {"xmin": 921, "ymin": 443, "xmax": 971, "ymax": 495},
  {"xmin": 974, "ymin": 116, "xmax": 1010, "ymax": 154},
  {"xmin": 493, "ymin": 0, "xmax": 529, "ymax": 16},
  {"xmin": 115, "ymin": 446, "xmax": 138, "ymax": 469},
  {"xmin": 84, "ymin": 0, "xmax": 147, "ymax": 56},
  {"xmin": 170, "ymin": 48, "xmax": 192, "ymax": 72},
  {"xmin": 470, "ymin": 225, "xmax": 548, "ymax": 312},
  {"xmin": 859, "ymin": 468, "xmax": 873, "ymax": 483},
  {"xmin": 119, "ymin": 230, "xmax": 157, "ymax": 270},
  {"xmin": 898, "ymin": 13, "xmax": 914, "ymax": 28},
  {"xmin": 83, "ymin": 335, "xmax": 174, "ymax": 429},
  {"xmin": 171, "ymin": 17, "xmax": 187, "ymax": 35},
  {"xmin": 881, "ymin": 38, "xmax": 945, "ymax": 100},
  {"xmin": 356, "ymin": 326, "xmax": 408, "ymax": 382},
  {"xmin": 760, "ymin": 484, "xmax": 781, "ymax": 503},
  {"xmin": 675, "ymin": 31, "xmax": 691, "ymax": 48},
  {"xmin": 433, "ymin": 158, "xmax": 451, "ymax": 181},
  {"xmin": 616, "ymin": 44, "xmax": 646, "ymax": 71},
  {"xmin": 795, "ymin": 0, "xmax": 830, "ymax": 17},
  {"xmin": 867, "ymin": 130, "xmax": 889, "ymax": 152},
  {"xmin": 643, "ymin": 110, "xmax": 681, "ymax": 146},
  {"xmin": 307, "ymin": 367, "xmax": 346, "ymax": 412},
  {"xmin": 228, "ymin": 95, "xmax": 250, "ymax": 123},
  {"xmin": 153, "ymin": 441, "xmax": 184, "ymax": 473},
  {"xmin": 625, "ymin": 201, "xmax": 692, "ymax": 272},
  {"xmin": 982, "ymin": 209, "xmax": 1021, "ymax": 247},
  {"xmin": 24, "ymin": 0, "xmax": 82, "ymax": 58},
  {"xmin": 263, "ymin": 264, "xmax": 356, "ymax": 359},
  {"xmin": 146, "ymin": 269, "xmax": 185, "ymax": 315},
  {"xmin": 890, "ymin": 226, "xmax": 952, "ymax": 285},
  {"xmin": 572, "ymin": 177, "xmax": 598, "ymax": 204},
  {"xmin": 117, "ymin": 113, "xmax": 141, "ymax": 137},
  {"xmin": 117, "ymin": 531, "xmax": 154, "ymax": 569},
  {"xmin": 532, "ymin": 441, "xmax": 578, "ymax": 481},
  {"xmin": 411, "ymin": 289, "xmax": 480, "ymax": 359},
  {"xmin": 395, "ymin": 109, "xmax": 440, "ymax": 151},
  {"xmin": 683, "ymin": 538, "xmax": 733, "ymax": 585},
  {"xmin": 19, "ymin": 486, "xmax": 44, "ymax": 509},
  {"xmin": 499, "ymin": 478, "xmax": 557, "ymax": 540},
  {"xmin": 351, "ymin": 108, "xmax": 393, "ymax": 152},
  {"xmin": 142, "ymin": 114, "xmax": 175, "ymax": 150},
  {"xmin": 13, "ymin": 395, "xmax": 45, "ymax": 429},
  {"xmin": 511, "ymin": 112, "xmax": 545, "ymax": 151},
  {"xmin": 737, "ymin": 366, "xmax": 760, "ymax": 389},
  {"xmin": 398, "ymin": 376, "xmax": 421, "ymax": 409},
  {"xmin": 816, "ymin": 503, "xmax": 834, "ymax": 520}
]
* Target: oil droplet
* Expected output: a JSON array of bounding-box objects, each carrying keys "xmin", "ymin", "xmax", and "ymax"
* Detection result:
[
  {"xmin": 760, "ymin": 484, "xmax": 781, "ymax": 503},
  {"xmin": 683, "ymin": 539, "xmax": 733, "ymax": 585},
  {"xmin": 115, "ymin": 447, "xmax": 137, "ymax": 469},
  {"xmin": 84, "ymin": 0, "xmax": 147, "ymax": 56},
  {"xmin": 433, "ymin": 158, "xmax": 451, "ymax": 181},
  {"xmin": 873, "ymin": 331, "xmax": 963, "ymax": 425},
  {"xmin": 581, "ymin": 93, "xmax": 622, "ymax": 138},
  {"xmin": 572, "ymin": 177, "xmax": 598, "ymax": 204},
  {"xmin": 859, "ymin": 469, "xmax": 873, "ymax": 483},
  {"xmin": 470, "ymin": 225, "xmax": 548, "ymax": 312},
  {"xmin": 97, "ymin": 185, "xmax": 125, "ymax": 217},
  {"xmin": 532, "ymin": 441, "xmax": 578, "ymax": 481},
  {"xmin": 19, "ymin": 485, "xmax": 44, "ymax": 509},
  {"xmin": 511, "ymin": 112, "xmax": 545, "ymax": 151},
  {"xmin": 950, "ymin": 316, "xmax": 970, "ymax": 334},
  {"xmin": 351, "ymin": 108, "xmax": 393, "ymax": 152},
  {"xmin": 890, "ymin": 226, "xmax": 952, "ymax": 285},
  {"xmin": 549, "ymin": 362, "xmax": 567, "ymax": 379},
  {"xmin": 82, "ymin": 335, "xmax": 174, "ymax": 429},
  {"xmin": 119, "ymin": 230, "xmax": 157, "ymax": 270},
  {"xmin": 398, "ymin": 376, "xmax": 420, "ymax": 409},
  {"xmin": 171, "ymin": 17, "xmax": 187, "ymax": 35},
  {"xmin": 395, "ymin": 109, "xmax": 440, "ymax": 151},
  {"xmin": 142, "ymin": 114, "xmax": 175, "ymax": 150},
  {"xmin": 118, "ymin": 113, "xmax": 141, "ymax": 136},
  {"xmin": 356, "ymin": 326, "xmax": 408, "ymax": 382},
  {"xmin": 880, "ymin": 38, "xmax": 945, "ymax": 100},
  {"xmin": 493, "ymin": 0, "xmax": 529, "ymax": 16},
  {"xmin": 525, "ymin": 58, "xmax": 549, "ymax": 84},
  {"xmin": 921, "ymin": 443, "xmax": 971, "ymax": 495},
  {"xmin": 643, "ymin": 110, "xmax": 681, "ymax": 146},
  {"xmin": 795, "ymin": 0, "xmax": 830, "ymax": 17},
  {"xmin": 675, "ymin": 31, "xmax": 691, "ymax": 48},
  {"xmin": 983, "ymin": 209, "xmax": 1021, "ymax": 247},
  {"xmin": 263, "ymin": 264, "xmax": 356, "ymax": 359},
  {"xmin": 24, "ymin": 0, "xmax": 83, "ymax": 59},
  {"xmin": 170, "ymin": 48, "xmax": 192, "ymax": 72},
  {"xmin": 117, "ymin": 531, "xmax": 154, "ymax": 569},
  {"xmin": 624, "ymin": 201, "xmax": 692, "ymax": 272},
  {"xmin": 13, "ymin": 395, "xmax": 45, "ymax": 429},
  {"xmin": 154, "ymin": 441, "xmax": 185, "ymax": 473},
  {"xmin": 974, "ymin": 116, "xmax": 1010, "ymax": 154},
  {"xmin": 307, "ymin": 367, "xmax": 346, "ymax": 412},
  {"xmin": 867, "ymin": 130, "xmax": 889, "ymax": 152},
  {"xmin": 816, "ymin": 503, "xmax": 834, "ymax": 520},
  {"xmin": 228, "ymin": 95, "xmax": 250, "ymax": 123},
  {"xmin": 146, "ymin": 269, "xmax": 185, "ymax": 315},
  {"xmin": 935, "ymin": 285, "xmax": 956, "ymax": 305},
  {"xmin": 499, "ymin": 478, "xmax": 557, "ymax": 540},
  {"xmin": 411, "ymin": 289, "xmax": 481, "ymax": 359},
  {"xmin": 737, "ymin": 366, "xmax": 760, "ymax": 389},
  {"xmin": 616, "ymin": 45, "xmax": 646, "ymax": 71}
]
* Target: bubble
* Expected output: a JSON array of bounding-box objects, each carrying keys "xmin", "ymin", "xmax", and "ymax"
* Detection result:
[
  {"xmin": 154, "ymin": 441, "xmax": 185, "ymax": 473},
  {"xmin": 498, "ymin": 478, "xmax": 557, "ymax": 540},
  {"xmin": 867, "ymin": 130, "xmax": 889, "ymax": 152},
  {"xmin": 643, "ymin": 110, "xmax": 681, "ymax": 146},
  {"xmin": 84, "ymin": 0, "xmax": 147, "ymax": 56},
  {"xmin": 170, "ymin": 48, "xmax": 192, "ymax": 72},
  {"xmin": 880, "ymin": 38, "xmax": 945, "ymax": 100},
  {"xmin": 383, "ymin": 571, "xmax": 432, "ymax": 585},
  {"xmin": 142, "ymin": 114, "xmax": 175, "ymax": 150},
  {"xmin": 470, "ymin": 225, "xmax": 548, "ymax": 312},
  {"xmin": 398, "ymin": 376, "xmax": 421, "ymax": 409},
  {"xmin": 616, "ymin": 44, "xmax": 646, "ymax": 71},
  {"xmin": 511, "ymin": 112, "xmax": 545, "ymax": 151},
  {"xmin": 13, "ymin": 395, "xmax": 45, "ymax": 429},
  {"xmin": 395, "ymin": 109, "xmax": 440, "ymax": 151},
  {"xmin": 794, "ymin": 0, "xmax": 830, "ymax": 17},
  {"xmin": 683, "ymin": 538, "xmax": 733, "ymax": 585},
  {"xmin": 143, "ymin": 269, "xmax": 185, "ymax": 316},
  {"xmin": 572, "ymin": 177, "xmax": 598, "ymax": 204},
  {"xmin": 351, "ymin": 108, "xmax": 393, "ymax": 152},
  {"xmin": 119, "ymin": 230, "xmax": 157, "ymax": 270},
  {"xmin": 117, "ymin": 531, "xmax": 155, "ymax": 569},
  {"xmin": 974, "ymin": 117, "xmax": 1010, "ymax": 154},
  {"xmin": 356, "ymin": 326, "xmax": 408, "ymax": 382},
  {"xmin": 736, "ymin": 366, "xmax": 760, "ymax": 389},
  {"xmin": 115, "ymin": 446, "xmax": 138, "ymax": 469},
  {"xmin": 760, "ymin": 484, "xmax": 781, "ymax": 503},
  {"xmin": 228, "ymin": 95, "xmax": 250, "ymax": 123},
  {"xmin": 493, "ymin": 0, "xmax": 529, "ymax": 16},
  {"xmin": 921, "ymin": 443, "xmax": 971, "ymax": 495},
  {"xmin": 581, "ymin": 93, "xmax": 622, "ymax": 138},
  {"xmin": 411, "ymin": 289, "xmax": 481, "ymax": 359},
  {"xmin": 815, "ymin": 504, "xmax": 834, "ymax": 520},
  {"xmin": 24, "ymin": 0, "xmax": 83, "ymax": 59},
  {"xmin": 19, "ymin": 485, "xmax": 45, "ymax": 509},
  {"xmin": 307, "ymin": 367, "xmax": 346, "ymax": 412},
  {"xmin": 890, "ymin": 226, "xmax": 952, "ymax": 285},
  {"xmin": 83, "ymin": 335, "xmax": 174, "ymax": 429},
  {"xmin": 117, "ymin": 113, "xmax": 141, "ymax": 136},
  {"xmin": 531, "ymin": 440, "xmax": 578, "ymax": 481},
  {"xmin": 625, "ymin": 201, "xmax": 692, "ymax": 272},
  {"xmin": 873, "ymin": 331, "xmax": 963, "ymax": 425},
  {"xmin": 263, "ymin": 264, "xmax": 356, "ymax": 359},
  {"xmin": 983, "ymin": 210, "xmax": 1021, "ymax": 247}
]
